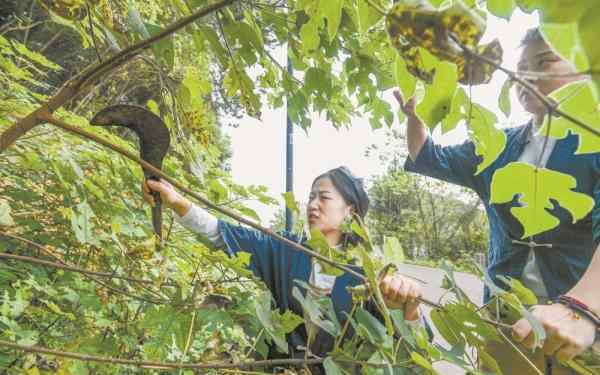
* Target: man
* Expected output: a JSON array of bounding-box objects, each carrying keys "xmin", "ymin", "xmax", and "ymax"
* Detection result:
[{"xmin": 397, "ymin": 27, "xmax": 600, "ymax": 374}]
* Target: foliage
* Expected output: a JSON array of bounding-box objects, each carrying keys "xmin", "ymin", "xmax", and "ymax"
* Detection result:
[
  {"xmin": 1, "ymin": 0, "xmax": 600, "ymax": 374},
  {"xmin": 368, "ymin": 166, "xmax": 488, "ymax": 266}
]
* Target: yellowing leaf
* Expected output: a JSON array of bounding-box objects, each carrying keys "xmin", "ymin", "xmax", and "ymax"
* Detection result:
[
  {"xmin": 539, "ymin": 82, "xmax": 600, "ymax": 154},
  {"xmin": 0, "ymin": 200, "xmax": 15, "ymax": 227},
  {"xmin": 490, "ymin": 162, "xmax": 595, "ymax": 238}
]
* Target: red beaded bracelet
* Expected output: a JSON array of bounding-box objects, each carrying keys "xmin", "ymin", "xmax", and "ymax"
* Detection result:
[{"xmin": 555, "ymin": 295, "xmax": 600, "ymax": 328}]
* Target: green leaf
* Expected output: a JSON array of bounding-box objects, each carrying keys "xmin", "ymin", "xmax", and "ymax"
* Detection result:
[
  {"xmin": 578, "ymin": 9, "xmax": 600, "ymax": 100},
  {"xmin": 292, "ymin": 284, "xmax": 339, "ymax": 336},
  {"xmin": 497, "ymin": 276, "xmax": 538, "ymax": 305},
  {"xmin": 383, "ymin": 236, "xmax": 405, "ymax": 265},
  {"xmin": 255, "ymin": 291, "xmax": 301, "ymax": 354},
  {"xmin": 499, "ymin": 79, "xmax": 513, "ymax": 118},
  {"xmin": 539, "ymin": 82, "xmax": 600, "ymax": 154},
  {"xmin": 0, "ymin": 200, "xmax": 15, "ymax": 227},
  {"xmin": 305, "ymin": 67, "xmax": 333, "ymax": 97},
  {"xmin": 394, "ymin": 55, "xmax": 416, "ymax": 100},
  {"xmin": 323, "ymin": 0, "xmax": 343, "ymax": 41},
  {"xmin": 390, "ymin": 310, "xmax": 416, "ymax": 347},
  {"xmin": 71, "ymin": 201, "xmax": 96, "ymax": 245},
  {"xmin": 195, "ymin": 26, "xmax": 228, "ymax": 66},
  {"xmin": 355, "ymin": 307, "xmax": 391, "ymax": 348},
  {"xmin": 467, "ymin": 103, "xmax": 507, "ymax": 174},
  {"xmin": 126, "ymin": 2, "xmax": 150, "ymax": 39},
  {"xmin": 323, "ymin": 357, "xmax": 345, "ymax": 375},
  {"xmin": 540, "ymin": 23, "xmax": 589, "ymax": 72},
  {"xmin": 487, "ymin": 0, "xmax": 516, "ymax": 19},
  {"xmin": 300, "ymin": 19, "xmax": 320, "ymax": 52},
  {"xmin": 306, "ymin": 228, "xmax": 345, "ymax": 276},
  {"xmin": 410, "ymin": 352, "xmax": 434, "ymax": 371},
  {"xmin": 479, "ymin": 350, "xmax": 504, "ymax": 375},
  {"xmin": 282, "ymin": 191, "xmax": 300, "ymax": 216},
  {"xmin": 528, "ymin": 0, "xmax": 593, "ymax": 23},
  {"xmin": 430, "ymin": 308, "xmax": 461, "ymax": 346},
  {"xmin": 223, "ymin": 60, "xmax": 261, "ymax": 118},
  {"xmin": 416, "ymin": 62, "xmax": 458, "ymax": 129},
  {"xmin": 441, "ymin": 87, "xmax": 468, "ymax": 134},
  {"xmin": 145, "ymin": 23, "xmax": 175, "ymax": 71},
  {"xmin": 440, "ymin": 303, "xmax": 500, "ymax": 346},
  {"xmin": 277, "ymin": 309, "xmax": 304, "ymax": 333},
  {"xmin": 490, "ymin": 161, "xmax": 595, "ymax": 238},
  {"xmin": 357, "ymin": 0, "xmax": 382, "ymax": 33}
]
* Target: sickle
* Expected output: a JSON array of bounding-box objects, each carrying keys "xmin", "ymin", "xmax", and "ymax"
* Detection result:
[{"xmin": 90, "ymin": 104, "xmax": 171, "ymax": 241}]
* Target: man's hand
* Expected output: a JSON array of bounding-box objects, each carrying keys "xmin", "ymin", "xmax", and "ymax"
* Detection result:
[
  {"xmin": 392, "ymin": 90, "xmax": 427, "ymax": 161},
  {"xmin": 512, "ymin": 302, "xmax": 597, "ymax": 362},
  {"xmin": 394, "ymin": 90, "xmax": 417, "ymax": 118},
  {"xmin": 379, "ymin": 273, "xmax": 422, "ymax": 321},
  {"xmin": 142, "ymin": 179, "xmax": 191, "ymax": 217}
]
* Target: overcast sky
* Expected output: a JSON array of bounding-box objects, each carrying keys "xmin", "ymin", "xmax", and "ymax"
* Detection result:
[{"xmin": 223, "ymin": 9, "xmax": 538, "ymax": 224}]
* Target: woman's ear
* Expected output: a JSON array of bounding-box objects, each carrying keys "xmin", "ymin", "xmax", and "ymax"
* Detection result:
[{"xmin": 345, "ymin": 205, "xmax": 355, "ymax": 218}]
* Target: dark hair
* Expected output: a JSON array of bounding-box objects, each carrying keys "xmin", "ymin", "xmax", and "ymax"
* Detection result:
[
  {"xmin": 520, "ymin": 27, "xmax": 544, "ymax": 48},
  {"xmin": 312, "ymin": 167, "xmax": 370, "ymax": 248},
  {"xmin": 312, "ymin": 166, "xmax": 370, "ymax": 219}
]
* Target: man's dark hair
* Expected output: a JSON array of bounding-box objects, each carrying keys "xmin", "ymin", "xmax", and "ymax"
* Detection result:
[{"xmin": 520, "ymin": 27, "xmax": 545, "ymax": 48}]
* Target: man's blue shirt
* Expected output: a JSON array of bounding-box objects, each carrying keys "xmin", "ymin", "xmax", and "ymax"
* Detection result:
[{"xmin": 405, "ymin": 123, "xmax": 600, "ymax": 300}]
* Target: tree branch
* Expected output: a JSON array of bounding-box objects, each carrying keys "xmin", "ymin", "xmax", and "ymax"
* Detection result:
[
  {"xmin": 0, "ymin": 340, "xmax": 323, "ymax": 369},
  {"xmin": 453, "ymin": 36, "xmax": 600, "ymax": 138},
  {"xmin": 0, "ymin": 0, "xmax": 238, "ymax": 153},
  {"xmin": 0, "ymin": 250, "xmax": 175, "ymax": 287}
]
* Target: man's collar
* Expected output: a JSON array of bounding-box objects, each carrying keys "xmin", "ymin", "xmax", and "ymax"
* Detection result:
[{"xmin": 517, "ymin": 120, "xmax": 534, "ymax": 145}]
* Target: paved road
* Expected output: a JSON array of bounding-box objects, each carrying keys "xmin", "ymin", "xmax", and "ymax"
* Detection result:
[{"xmin": 396, "ymin": 263, "xmax": 484, "ymax": 374}]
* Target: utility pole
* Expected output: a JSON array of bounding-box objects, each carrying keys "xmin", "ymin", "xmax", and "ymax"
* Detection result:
[{"xmin": 285, "ymin": 43, "xmax": 294, "ymax": 232}]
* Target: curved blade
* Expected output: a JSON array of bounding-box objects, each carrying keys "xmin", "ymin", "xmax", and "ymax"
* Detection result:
[{"xmin": 91, "ymin": 104, "xmax": 171, "ymax": 241}]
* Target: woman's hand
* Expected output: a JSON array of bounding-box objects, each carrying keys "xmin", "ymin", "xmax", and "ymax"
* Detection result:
[
  {"xmin": 512, "ymin": 302, "xmax": 597, "ymax": 361},
  {"xmin": 142, "ymin": 179, "xmax": 192, "ymax": 217},
  {"xmin": 379, "ymin": 273, "xmax": 423, "ymax": 321}
]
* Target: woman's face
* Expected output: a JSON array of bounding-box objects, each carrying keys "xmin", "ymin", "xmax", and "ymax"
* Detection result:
[{"xmin": 307, "ymin": 176, "xmax": 352, "ymax": 236}]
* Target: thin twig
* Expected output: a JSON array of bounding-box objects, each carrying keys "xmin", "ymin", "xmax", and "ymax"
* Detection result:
[
  {"xmin": 86, "ymin": 2, "xmax": 103, "ymax": 63},
  {"xmin": 0, "ymin": 231, "xmax": 168, "ymax": 304},
  {"xmin": 0, "ymin": 252, "xmax": 162, "ymax": 285},
  {"xmin": 497, "ymin": 328, "xmax": 544, "ymax": 375}
]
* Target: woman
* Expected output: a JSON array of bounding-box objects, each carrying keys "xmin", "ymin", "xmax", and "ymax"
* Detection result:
[{"xmin": 143, "ymin": 166, "xmax": 423, "ymax": 359}]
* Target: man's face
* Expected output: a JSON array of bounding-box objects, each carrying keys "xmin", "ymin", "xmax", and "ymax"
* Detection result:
[{"xmin": 516, "ymin": 38, "xmax": 581, "ymax": 117}]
